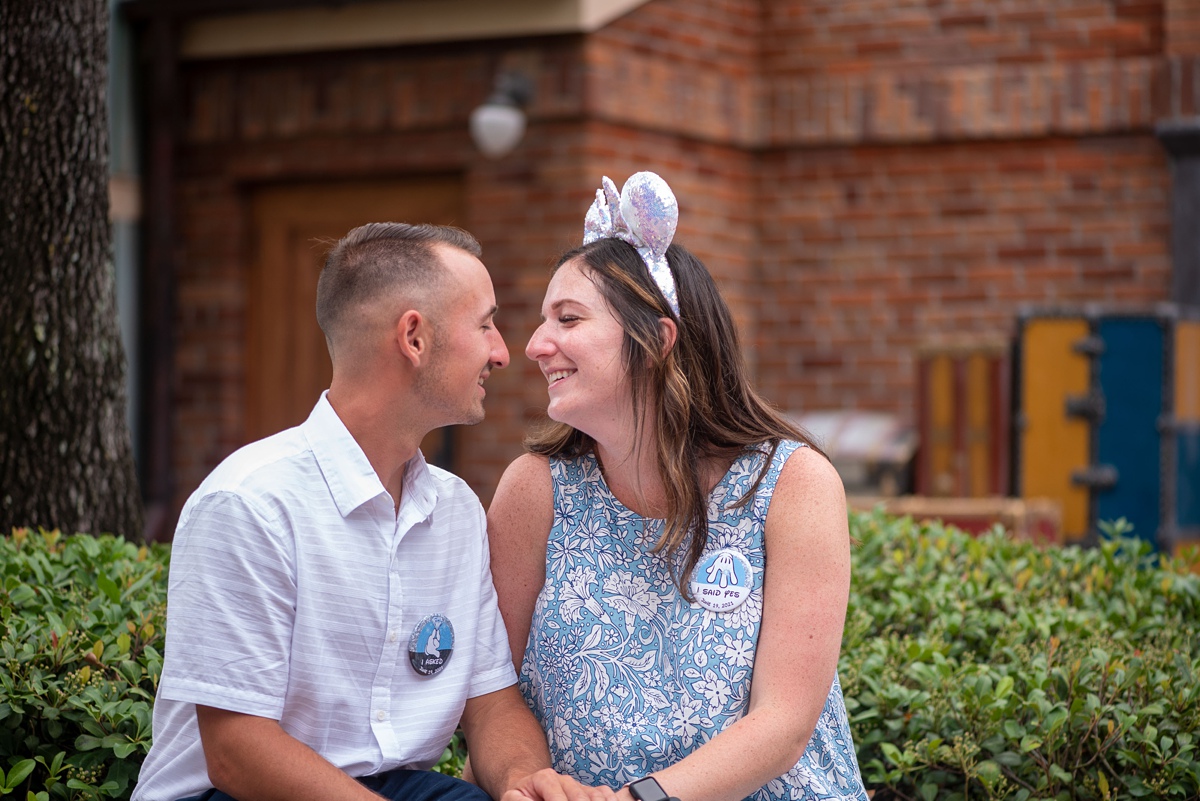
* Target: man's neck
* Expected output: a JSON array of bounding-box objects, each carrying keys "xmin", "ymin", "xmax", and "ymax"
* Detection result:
[{"xmin": 326, "ymin": 385, "xmax": 421, "ymax": 512}]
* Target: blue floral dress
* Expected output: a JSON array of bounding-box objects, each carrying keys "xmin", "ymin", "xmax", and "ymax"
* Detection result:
[{"xmin": 519, "ymin": 441, "xmax": 869, "ymax": 800}]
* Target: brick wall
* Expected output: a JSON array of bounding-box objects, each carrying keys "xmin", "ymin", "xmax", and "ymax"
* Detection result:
[
  {"xmin": 163, "ymin": 0, "xmax": 1185, "ymax": 518},
  {"xmin": 1167, "ymin": 0, "xmax": 1200, "ymax": 56},
  {"xmin": 753, "ymin": 0, "xmax": 1174, "ymax": 422},
  {"xmin": 757, "ymin": 136, "xmax": 1170, "ymax": 417}
]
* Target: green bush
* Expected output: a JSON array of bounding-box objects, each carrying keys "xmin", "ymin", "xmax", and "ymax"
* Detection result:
[
  {"xmin": 5, "ymin": 516, "xmax": 1199, "ymax": 801},
  {"xmin": 1, "ymin": 528, "xmax": 168, "ymax": 801},
  {"xmin": 841, "ymin": 512, "xmax": 1200, "ymax": 801}
]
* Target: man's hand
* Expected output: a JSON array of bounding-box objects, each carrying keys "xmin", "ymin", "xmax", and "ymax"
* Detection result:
[
  {"xmin": 461, "ymin": 687, "xmax": 571, "ymax": 800},
  {"xmin": 502, "ymin": 767, "xmax": 616, "ymax": 801}
]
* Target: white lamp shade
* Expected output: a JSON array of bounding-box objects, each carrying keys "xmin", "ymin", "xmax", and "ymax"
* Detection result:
[{"xmin": 469, "ymin": 103, "xmax": 526, "ymax": 159}]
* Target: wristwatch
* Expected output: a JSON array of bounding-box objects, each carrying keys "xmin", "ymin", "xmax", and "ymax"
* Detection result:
[{"xmin": 627, "ymin": 776, "xmax": 680, "ymax": 801}]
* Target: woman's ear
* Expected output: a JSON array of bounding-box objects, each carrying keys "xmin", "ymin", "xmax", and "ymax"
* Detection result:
[{"xmin": 658, "ymin": 316, "xmax": 678, "ymax": 358}]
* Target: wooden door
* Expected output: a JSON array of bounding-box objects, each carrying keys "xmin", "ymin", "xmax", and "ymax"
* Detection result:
[
  {"xmin": 915, "ymin": 340, "xmax": 1010, "ymax": 498},
  {"xmin": 245, "ymin": 176, "xmax": 464, "ymax": 466},
  {"xmin": 1018, "ymin": 317, "xmax": 1092, "ymax": 541}
]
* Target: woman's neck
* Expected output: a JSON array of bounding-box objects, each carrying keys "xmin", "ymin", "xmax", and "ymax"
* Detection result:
[
  {"xmin": 593, "ymin": 433, "xmax": 743, "ymax": 521},
  {"xmin": 594, "ymin": 437, "xmax": 668, "ymax": 519}
]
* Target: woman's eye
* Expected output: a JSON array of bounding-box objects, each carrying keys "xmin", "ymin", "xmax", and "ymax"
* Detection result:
[{"xmin": 558, "ymin": 315, "xmax": 579, "ymax": 324}]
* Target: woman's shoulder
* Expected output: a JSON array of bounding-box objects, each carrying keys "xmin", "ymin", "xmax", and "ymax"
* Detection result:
[
  {"xmin": 777, "ymin": 438, "xmax": 840, "ymax": 484},
  {"xmin": 489, "ymin": 454, "xmax": 555, "ymax": 549},
  {"xmin": 768, "ymin": 440, "xmax": 846, "ymax": 521},
  {"xmin": 496, "ymin": 452, "xmax": 553, "ymax": 497},
  {"xmin": 740, "ymin": 437, "xmax": 809, "ymax": 475}
]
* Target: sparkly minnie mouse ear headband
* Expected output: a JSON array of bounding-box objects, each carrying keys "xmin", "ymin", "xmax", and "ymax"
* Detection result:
[{"xmin": 582, "ymin": 171, "xmax": 680, "ymax": 317}]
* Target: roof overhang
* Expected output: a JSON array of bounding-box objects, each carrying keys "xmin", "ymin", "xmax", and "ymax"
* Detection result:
[{"xmin": 172, "ymin": 0, "xmax": 651, "ymax": 59}]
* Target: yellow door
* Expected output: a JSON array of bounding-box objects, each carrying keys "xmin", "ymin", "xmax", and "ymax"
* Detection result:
[{"xmin": 1019, "ymin": 318, "xmax": 1092, "ymax": 541}]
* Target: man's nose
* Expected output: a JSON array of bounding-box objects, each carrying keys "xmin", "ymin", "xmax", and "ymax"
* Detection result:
[{"xmin": 489, "ymin": 328, "xmax": 510, "ymax": 369}]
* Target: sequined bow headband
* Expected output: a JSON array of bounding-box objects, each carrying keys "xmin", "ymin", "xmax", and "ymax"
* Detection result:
[{"xmin": 582, "ymin": 171, "xmax": 680, "ymax": 317}]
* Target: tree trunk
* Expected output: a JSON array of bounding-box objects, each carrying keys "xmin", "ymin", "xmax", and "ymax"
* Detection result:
[{"xmin": 0, "ymin": 0, "xmax": 144, "ymax": 538}]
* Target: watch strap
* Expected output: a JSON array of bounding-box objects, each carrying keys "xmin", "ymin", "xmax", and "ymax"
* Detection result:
[{"xmin": 627, "ymin": 776, "xmax": 679, "ymax": 801}]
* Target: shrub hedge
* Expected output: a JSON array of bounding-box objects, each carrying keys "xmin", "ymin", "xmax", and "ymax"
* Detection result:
[
  {"xmin": 1, "ymin": 529, "xmax": 167, "ymax": 800},
  {"xmin": 2, "ymin": 517, "xmax": 1198, "ymax": 800},
  {"xmin": 842, "ymin": 512, "xmax": 1200, "ymax": 800}
]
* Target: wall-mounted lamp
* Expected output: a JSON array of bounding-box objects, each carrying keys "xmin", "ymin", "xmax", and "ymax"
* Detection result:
[{"xmin": 469, "ymin": 72, "xmax": 534, "ymax": 159}]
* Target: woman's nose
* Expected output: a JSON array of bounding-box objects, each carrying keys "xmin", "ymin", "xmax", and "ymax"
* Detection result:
[{"xmin": 525, "ymin": 322, "xmax": 553, "ymax": 362}]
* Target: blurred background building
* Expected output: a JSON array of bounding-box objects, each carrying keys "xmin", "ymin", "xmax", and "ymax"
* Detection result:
[{"xmin": 110, "ymin": 0, "xmax": 1200, "ymax": 549}]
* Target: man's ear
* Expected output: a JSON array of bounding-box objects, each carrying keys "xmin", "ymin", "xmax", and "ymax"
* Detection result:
[
  {"xmin": 658, "ymin": 316, "xmax": 678, "ymax": 358},
  {"xmin": 396, "ymin": 309, "xmax": 428, "ymax": 367}
]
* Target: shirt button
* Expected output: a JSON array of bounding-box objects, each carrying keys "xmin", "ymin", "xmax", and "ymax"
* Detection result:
[
  {"xmin": 388, "ymin": 630, "xmax": 398, "ymax": 643},
  {"xmin": 376, "ymin": 710, "xmax": 386, "ymax": 721}
]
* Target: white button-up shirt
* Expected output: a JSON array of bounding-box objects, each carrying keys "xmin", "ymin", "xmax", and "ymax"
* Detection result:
[{"xmin": 133, "ymin": 394, "xmax": 515, "ymax": 801}]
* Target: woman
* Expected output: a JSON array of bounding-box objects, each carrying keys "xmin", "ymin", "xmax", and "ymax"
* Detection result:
[{"xmin": 489, "ymin": 172, "xmax": 868, "ymax": 801}]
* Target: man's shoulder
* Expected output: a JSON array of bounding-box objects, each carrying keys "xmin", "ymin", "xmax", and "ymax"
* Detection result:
[
  {"xmin": 186, "ymin": 427, "xmax": 314, "ymax": 510},
  {"xmin": 425, "ymin": 462, "xmax": 477, "ymax": 501}
]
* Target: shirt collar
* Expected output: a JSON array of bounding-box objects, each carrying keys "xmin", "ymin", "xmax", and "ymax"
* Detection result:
[
  {"xmin": 302, "ymin": 392, "xmax": 438, "ymax": 519},
  {"xmin": 398, "ymin": 447, "xmax": 437, "ymax": 527}
]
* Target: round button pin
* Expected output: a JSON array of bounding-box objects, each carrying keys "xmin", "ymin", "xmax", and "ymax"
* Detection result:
[
  {"xmin": 689, "ymin": 548, "xmax": 754, "ymax": 612},
  {"xmin": 408, "ymin": 613, "xmax": 454, "ymax": 676}
]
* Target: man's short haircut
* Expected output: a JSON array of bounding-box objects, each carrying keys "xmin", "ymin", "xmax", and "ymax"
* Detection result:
[{"xmin": 316, "ymin": 222, "xmax": 482, "ymax": 342}]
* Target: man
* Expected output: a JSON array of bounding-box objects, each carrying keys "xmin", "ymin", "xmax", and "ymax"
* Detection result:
[{"xmin": 133, "ymin": 223, "xmax": 605, "ymax": 801}]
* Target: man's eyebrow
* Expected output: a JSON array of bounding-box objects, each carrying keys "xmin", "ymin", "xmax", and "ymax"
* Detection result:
[{"xmin": 480, "ymin": 304, "xmax": 499, "ymax": 323}]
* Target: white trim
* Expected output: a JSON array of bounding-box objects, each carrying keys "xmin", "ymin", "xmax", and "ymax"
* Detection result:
[{"xmin": 181, "ymin": 0, "xmax": 651, "ymax": 59}]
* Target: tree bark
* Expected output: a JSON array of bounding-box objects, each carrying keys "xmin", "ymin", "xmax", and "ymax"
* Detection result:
[{"xmin": 0, "ymin": 0, "xmax": 144, "ymax": 538}]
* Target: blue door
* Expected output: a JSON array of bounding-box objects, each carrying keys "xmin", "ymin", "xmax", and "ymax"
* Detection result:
[{"xmin": 1095, "ymin": 318, "xmax": 1164, "ymax": 549}]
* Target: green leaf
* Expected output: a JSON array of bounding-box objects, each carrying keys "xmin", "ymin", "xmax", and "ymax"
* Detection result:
[
  {"xmin": 101, "ymin": 733, "xmax": 128, "ymax": 749},
  {"xmin": 7, "ymin": 585, "xmax": 36, "ymax": 606},
  {"xmin": 4, "ymin": 760, "xmax": 35, "ymax": 790},
  {"xmin": 74, "ymin": 734, "xmax": 103, "ymax": 751},
  {"xmin": 1049, "ymin": 763, "xmax": 1073, "ymax": 783},
  {"xmin": 976, "ymin": 760, "xmax": 1001, "ymax": 787},
  {"xmin": 112, "ymin": 742, "xmax": 139, "ymax": 759},
  {"xmin": 1045, "ymin": 708, "xmax": 1069, "ymax": 734},
  {"xmin": 96, "ymin": 572, "xmax": 120, "ymax": 603},
  {"xmin": 919, "ymin": 782, "xmax": 938, "ymax": 801}
]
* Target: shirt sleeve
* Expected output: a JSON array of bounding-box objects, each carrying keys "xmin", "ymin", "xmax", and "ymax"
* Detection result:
[
  {"xmin": 158, "ymin": 490, "xmax": 297, "ymax": 718},
  {"xmin": 467, "ymin": 502, "xmax": 519, "ymax": 698}
]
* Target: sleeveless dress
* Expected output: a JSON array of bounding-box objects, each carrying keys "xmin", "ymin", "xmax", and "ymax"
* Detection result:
[{"xmin": 519, "ymin": 441, "xmax": 869, "ymax": 801}]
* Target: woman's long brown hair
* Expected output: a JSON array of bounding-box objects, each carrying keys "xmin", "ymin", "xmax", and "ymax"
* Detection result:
[{"xmin": 525, "ymin": 238, "xmax": 825, "ymax": 598}]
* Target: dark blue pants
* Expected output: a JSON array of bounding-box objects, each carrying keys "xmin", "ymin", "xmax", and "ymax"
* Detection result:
[{"xmin": 177, "ymin": 768, "xmax": 491, "ymax": 801}]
